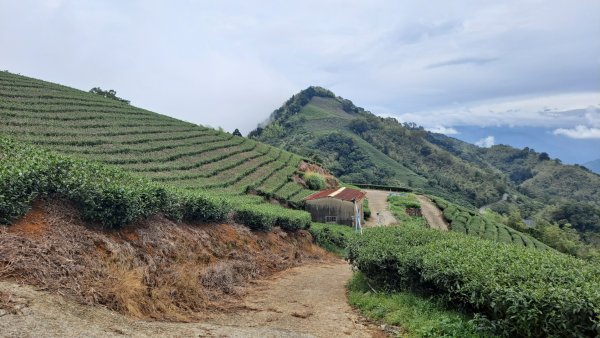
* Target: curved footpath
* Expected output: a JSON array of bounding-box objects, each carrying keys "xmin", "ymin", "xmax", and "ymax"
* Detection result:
[
  {"xmin": 363, "ymin": 189, "xmax": 398, "ymax": 227},
  {"xmin": 416, "ymin": 195, "xmax": 449, "ymax": 231},
  {"xmin": 0, "ymin": 262, "xmax": 382, "ymax": 338}
]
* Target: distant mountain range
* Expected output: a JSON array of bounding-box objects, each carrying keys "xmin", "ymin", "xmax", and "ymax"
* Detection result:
[
  {"xmin": 446, "ymin": 125, "xmax": 599, "ymax": 166},
  {"xmin": 250, "ymin": 86, "xmax": 600, "ymax": 240},
  {"xmin": 585, "ymin": 159, "xmax": 600, "ymax": 174}
]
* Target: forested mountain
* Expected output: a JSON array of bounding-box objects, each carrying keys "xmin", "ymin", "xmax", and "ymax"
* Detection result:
[{"xmin": 250, "ymin": 87, "xmax": 600, "ymax": 249}]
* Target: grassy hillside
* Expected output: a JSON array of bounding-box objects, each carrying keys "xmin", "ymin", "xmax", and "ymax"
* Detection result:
[
  {"xmin": 0, "ymin": 71, "xmax": 316, "ymax": 226},
  {"xmin": 250, "ymin": 87, "xmax": 512, "ymax": 207},
  {"xmin": 253, "ymin": 91, "xmax": 426, "ymax": 188},
  {"xmin": 250, "ymin": 86, "xmax": 600, "ymax": 255}
]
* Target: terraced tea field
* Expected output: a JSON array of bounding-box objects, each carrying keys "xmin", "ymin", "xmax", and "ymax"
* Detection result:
[
  {"xmin": 431, "ymin": 196, "xmax": 549, "ymax": 249},
  {"xmin": 0, "ymin": 71, "xmax": 314, "ymax": 209}
]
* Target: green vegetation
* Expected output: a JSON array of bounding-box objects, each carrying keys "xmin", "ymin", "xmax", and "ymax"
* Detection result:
[
  {"xmin": 431, "ymin": 196, "xmax": 549, "ymax": 249},
  {"xmin": 0, "ymin": 137, "xmax": 227, "ymax": 227},
  {"xmin": 347, "ymin": 225, "xmax": 600, "ymax": 337},
  {"xmin": 250, "ymin": 88, "xmax": 426, "ymax": 188},
  {"xmin": 362, "ymin": 198, "xmax": 370, "ymax": 220},
  {"xmin": 0, "ymin": 71, "xmax": 315, "ymax": 230},
  {"xmin": 388, "ymin": 193, "xmax": 426, "ymax": 227},
  {"xmin": 309, "ymin": 222, "xmax": 355, "ymax": 255},
  {"xmin": 0, "ymin": 136, "xmax": 315, "ymax": 231},
  {"xmin": 89, "ymin": 87, "xmax": 130, "ymax": 104},
  {"xmin": 348, "ymin": 273, "xmax": 483, "ymax": 338},
  {"xmin": 303, "ymin": 171, "xmax": 326, "ymax": 190},
  {"xmin": 250, "ymin": 86, "xmax": 600, "ymax": 251}
]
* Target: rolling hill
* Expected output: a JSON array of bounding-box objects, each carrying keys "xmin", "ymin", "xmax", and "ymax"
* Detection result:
[
  {"xmin": 250, "ymin": 86, "xmax": 600, "ymax": 248},
  {"xmin": 0, "ymin": 70, "xmax": 318, "ymax": 228},
  {"xmin": 250, "ymin": 87, "xmax": 515, "ymax": 207}
]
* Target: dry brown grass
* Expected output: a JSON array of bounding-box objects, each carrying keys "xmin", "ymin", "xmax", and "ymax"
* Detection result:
[{"xmin": 0, "ymin": 198, "xmax": 330, "ymax": 321}]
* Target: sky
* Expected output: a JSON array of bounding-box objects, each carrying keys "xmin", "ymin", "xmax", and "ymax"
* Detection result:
[{"xmin": 1, "ymin": 0, "xmax": 599, "ymax": 163}]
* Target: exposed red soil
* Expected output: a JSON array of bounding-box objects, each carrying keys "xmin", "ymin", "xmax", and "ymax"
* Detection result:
[
  {"xmin": 7, "ymin": 201, "xmax": 49, "ymax": 238},
  {"xmin": 0, "ymin": 199, "xmax": 333, "ymax": 321}
]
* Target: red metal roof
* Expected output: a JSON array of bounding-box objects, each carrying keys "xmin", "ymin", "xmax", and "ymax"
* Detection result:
[{"xmin": 304, "ymin": 187, "xmax": 366, "ymax": 202}]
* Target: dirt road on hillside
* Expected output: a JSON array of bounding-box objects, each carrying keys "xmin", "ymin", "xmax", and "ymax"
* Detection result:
[
  {"xmin": 364, "ymin": 189, "xmax": 398, "ymax": 227},
  {"xmin": 0, "ymin": 262, "xmax": 381, "ymax": 338},
  {"xmin": 416, "ymin": 195, "xmax": 449, "ymax": 231}
]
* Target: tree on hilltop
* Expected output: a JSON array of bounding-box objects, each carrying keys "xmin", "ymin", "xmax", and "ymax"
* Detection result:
[
  {"xmin": 89, "ymin": 87, "xmax": 130, "ymax": 104},
  {"xmin": 233, "ymin": 128, "xmax": 243, "ymax": 137}
]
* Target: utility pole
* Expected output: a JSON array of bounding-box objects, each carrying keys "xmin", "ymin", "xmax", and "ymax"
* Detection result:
[{"xmin": 352, "ymin": 198, "xmax": 362, "ymax": 235}]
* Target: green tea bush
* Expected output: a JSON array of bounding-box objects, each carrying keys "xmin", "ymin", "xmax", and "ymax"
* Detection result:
[
  {"xmin": 1, "ymin": 137, "xmax": 309, "ymax": 231},
  {"xmin": 0, "ymin": 149, "xmax": 50, "ymax": 223},
  {"xmin": 309, "ymin": 222, "xmax": 355, "ymax": 255},
  {"xmin": 348, "ymin": 225, "xmax": 600, "ymax": 337},
  {"xmin": 0, "ymin": 138, "xmax": 164, "ymax": 227},
  {"xmin": 363, "ymin": 198, "xmax": 371, "ymax": 220},
  {"xmin": 431, "ymin": 196, "xmax": 549, "ymax": 249},
  {"xmin": 276, "ymin": 209, "xmax": 311, "ymax": 231},
  {"xmin": 164, "ymin": 189, "xmax": 231, "ymax": 223},
  {"xmin": 233, "ymin": 203, "xmax": 311, "ymax": 231},
  {"xmin": 233, "ymin": 203, "xmax": 277, "ymax": 231},
  {"xmin": 304, "ymin": 172, "xmax": 326, "ymax": 190}
]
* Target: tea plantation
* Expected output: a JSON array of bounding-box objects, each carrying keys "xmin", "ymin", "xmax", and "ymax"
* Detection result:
[
  {"xmin": 0, "ymin": 71, "xmax": 314, "ymax": 228},
  {"xmin": 348, "ymin": 225, "xmax": 600, "ymax": 337},
  {"xmin": 431, "ymin": 195, "xmax": 550, "ymax": 249}
]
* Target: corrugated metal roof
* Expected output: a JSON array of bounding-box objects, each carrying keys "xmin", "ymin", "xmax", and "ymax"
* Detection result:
[{"xmin": 304, "ymin": 187, "xmax": 366, "ymax": 202}]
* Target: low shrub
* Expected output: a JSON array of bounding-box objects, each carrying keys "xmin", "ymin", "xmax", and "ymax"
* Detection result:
[
  {"xmin": 233, "ymin": 205, "xmax": 275, "ymax": 230},
  {"xmin": 164, "ymin": 189, "xmax": 231, "ymax": 223},
  {"xmin": 0, "ymin": 137, "xmax": 310, "ymax": 231},
  {"xmin": 304, "ymin": 172, "xmax": 326, "ymax": 190},
  {"xmin": 276, "ymin": 209, "xmax": 311, "ymax": 231},
  {"xmin": 347, "ymin": 225, "xmax": 600, "ymax": 337},
  {"xmin": 233, "ymin": 203, "xmax": 311, "ymax": 232},
  {"xmin": 309, "ymin": 222, "xmax": 355, "ymax": 255},
  {"xmin": 363, "ymin": 198, "xmax": 371, "ymax": 220}
]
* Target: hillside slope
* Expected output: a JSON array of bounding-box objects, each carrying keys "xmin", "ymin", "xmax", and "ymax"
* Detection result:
[
  {"xmin": 250, "ymin": 86, "xmax": 600, "ymax": 248},
  {"xmin": 250, "ymin": 87, "xmax": 512, "ymax": 207},
  {"xmin": 0, "ymin": 71, "xmax": 317, "ymax": 211}
]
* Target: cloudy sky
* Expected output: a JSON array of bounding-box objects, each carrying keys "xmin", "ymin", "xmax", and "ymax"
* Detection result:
[{"xmin": 1, "ymin": 0, "xmax": 599, "ymax": 161}]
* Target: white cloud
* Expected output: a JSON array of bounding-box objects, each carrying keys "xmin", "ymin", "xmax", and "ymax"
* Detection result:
[
  {"xmin": 392, "ymin": 93, "xmax": 600, "ymax": 129},
  {"xmin": 475, "ymin": 136, "xmax": 495, "ymax": 147},
  {"xmin": 553, "ymin": 126, "xmax": 600, "ymax": 139},
  {"xmin": 426, "ymin": 126, "xmax": 459, "ymax": 135},
  {"xmin": 0, "ymin": 0, "xmax": 599, "ymax": 134}
]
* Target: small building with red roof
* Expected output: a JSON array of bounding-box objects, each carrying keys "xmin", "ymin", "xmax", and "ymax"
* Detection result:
[{"xmin": 303, "ymin": 187, "xmax": 366, "ymax": 226}]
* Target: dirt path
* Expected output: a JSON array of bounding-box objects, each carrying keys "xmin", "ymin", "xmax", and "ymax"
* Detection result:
[
  {"xmin": 364, "ymin": 189, "xmax": 398, "ymax": 227},
  {"xmin": 0, "ymin": 262, "xmax": 380, "ymax": 338},
  {"xmin": 416, "ymin": 195, "xmax": 449, "ymax": 231}
]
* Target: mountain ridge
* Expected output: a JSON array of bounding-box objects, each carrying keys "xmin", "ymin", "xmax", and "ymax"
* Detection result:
[{"xmin": 250, "ymin": 86, "xmax": 600, "ymax": 249}]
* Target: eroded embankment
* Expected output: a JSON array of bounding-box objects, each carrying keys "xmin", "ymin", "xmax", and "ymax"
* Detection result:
[{"xmin": 0, "ymin": 199, "xmax": 331, "ymax": 321}]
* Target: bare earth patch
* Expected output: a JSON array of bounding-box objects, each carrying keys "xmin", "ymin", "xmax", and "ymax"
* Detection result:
[
  {"xmin": 204, "ymin": 262, "xmax": 381, "ymax": 337},
  {"xmin": 363, "ymin": 190, "xmax": 398, "ymax": 227},
  {"xmin": 416, "ymin": 195, "xmax": 449, "ymax": 231},
  {"xmin": 0, "ymin": 199, "xmax": 383, "ymax": 337},
  {"xmin": 0, "ymin": 199, "xmax": 331, "ymax": 321},
  {"xmin": 0, "ymin": 262, "xmax": 382, "ymax": 337}
]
